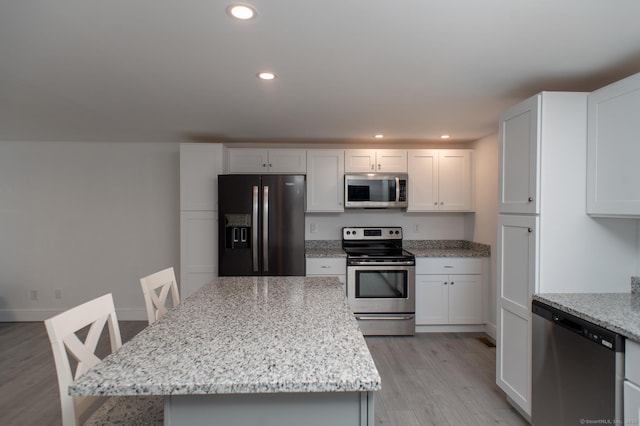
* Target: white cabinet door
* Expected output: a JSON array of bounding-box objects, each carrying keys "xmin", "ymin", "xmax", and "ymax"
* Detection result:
[
  {"xmin": 268, "ymin": 149, "xmax": 307, "ymax": 174},
  {"xmin": 376, "ymin": 150, "xmax": 407, "ymax": 173},
  {"xmin": 448, "ymin": 275, "xmax": 482, "ymax": 324},
  {"xmin": 415, "ymin": 275, "xmax": 448, "ymax": 325},
  {"xmin": 625, "ymin": 381, "xmax": 640, "ymax": 424},
  {"xmin": 496, "ymin": 214, "xmax": 538, "ymax": 417},
  {"xmin": 180, "ymin": 144, "xmax": 223, "ymax": 211},
  {"xmin": 228, "ymin": 149, "xmax": 269, "ymax": 173},
  {"xmin": 438, "ymin": 150, "xmax": 473, "ymax": 211},
  {"xmin": 587, "ymin": 72, "xmax": 640, "ymax": 217},
  {"xmin": 499, "ymin": 94, "xmax": 540, "ymax": 214},
  {"xmin": 228, "ymin": 149, "xmax": 306, "ymax": 174},
  {"xmin": 345, "ymin": 149, "xmax": 377, "ymax": 172},
  {"xmin": 180, "ymin": 211, "xmax": 217, "ymax": 298},
  {"xmin": 407, "ymin": 149, "xmax": 473, "ymax": 212},
  {"xmin": 345, "ymin": 149, "xmax": 407, "ymax": 173},
  {"xmin": 407, "ymin": 150, "xmax": 439, "ymax": 212},
  {"xmin": 306, "ymin": 150, "xmax": 345, "ymax": 212}
]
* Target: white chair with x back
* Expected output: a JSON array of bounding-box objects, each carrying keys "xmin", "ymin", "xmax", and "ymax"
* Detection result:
[
  {"xmin": 44, "ymin": 293, "xmax": 163, "ymax": 426},
  {"xmin": 139, "ymin": 267, "xmax": 180, "ymax": 325}
]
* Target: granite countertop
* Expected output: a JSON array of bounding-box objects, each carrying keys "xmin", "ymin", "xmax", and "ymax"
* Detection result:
[
  {"xmin": 534, "ymin": 292, "xmax": 640, "ymax": 342},
  {"xmin": 304, "ymin": 240, "xmax": 490, "ymax": 258},
  {"xmin": 70, "ymin": 277, "xmax": 381, "ymax": 396}
]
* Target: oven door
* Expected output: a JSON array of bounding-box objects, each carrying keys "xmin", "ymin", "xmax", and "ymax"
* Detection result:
[{"xmin": 347, "ymin": 263, "xmax": 415, "ymax": 313}]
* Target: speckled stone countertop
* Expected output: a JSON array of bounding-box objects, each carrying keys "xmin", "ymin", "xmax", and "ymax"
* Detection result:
[
  {"xmin": 404, "ymin": 240, "xmax": 490, "ymax": 257},
  {"xmin": 304, "ymin": 240, "xmax": 490, "ymax": 258},
  {"xmin": 70, "ymin": 277, "xmax": 381, "ymax": 396},
  {"xmin": 534, "ymin": 292, "xmax": 640, "ymax": 342}
]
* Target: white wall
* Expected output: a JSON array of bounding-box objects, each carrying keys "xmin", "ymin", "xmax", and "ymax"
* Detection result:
[
  {"xmin": 469, "ymin": 133, "xmax": 499, "ymax": 337},
  {"xmin": 0, "ymin": 141, "xmax": 180, "ymax": 321}
]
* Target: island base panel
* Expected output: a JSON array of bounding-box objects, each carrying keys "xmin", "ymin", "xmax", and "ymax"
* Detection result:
[{"xmin": 165, "ymin": 391, "xmax": 375, "ymax": 426}]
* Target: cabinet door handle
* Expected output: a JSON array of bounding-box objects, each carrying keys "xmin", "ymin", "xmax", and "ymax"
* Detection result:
[
  {"xmin": 371, "ymin": 164, "xmax": 375, "ymax": 171},
  {"xmin": 262, "ymin": 163, "xmax": 267, "ymax": 168},
  {"xmin": 528, "ymin": 196, "xmax": 533, "ymax": 202},
  {"xmin": 451, "ymin": 282, "xmax": 455, "ymax": 285},
  {"xmin": 528, "ymin": 227, "xmax": 533, "ymax": 233},
  {"xmin": 444, "ymin": 282, "xmax": 448, "ymax": 285}
]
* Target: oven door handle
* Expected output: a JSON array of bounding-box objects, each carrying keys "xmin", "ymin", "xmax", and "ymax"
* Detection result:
[
  {"xmin": 349, "ymin": 260, "xmax": 415, "ymax": 266},
  {"xmin": 355, "ymin": 315, "xmax": 415, "ymax": 321}
]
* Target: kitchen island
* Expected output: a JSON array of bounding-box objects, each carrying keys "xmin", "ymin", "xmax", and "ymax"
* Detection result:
[{"xmin": 70, "ymin": 276, "xmax": 381, "ymax": 426}]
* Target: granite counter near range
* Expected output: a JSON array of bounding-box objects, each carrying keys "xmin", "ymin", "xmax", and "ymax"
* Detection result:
[
  {"xmin": 305, "ymin": 239, "xmax": 490, "ymax": 258},
  {"xmin": 534, "ymin": 292, "xmax": 640, "ymax": 342}
]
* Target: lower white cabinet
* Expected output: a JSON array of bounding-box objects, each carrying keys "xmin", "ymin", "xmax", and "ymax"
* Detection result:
[
  {"xmin": 180, "ymin": 211, "xmax": 217, "ymax": 298},
  {"xmin": 415, "ymin": 258, "xmax": 483, "ymax": 325},
  {"xmin": 306, "ymin": 258, "xmax": 346, "ymax": 291},
  {"xmin": 625, "ymin": 340, "xmax": 640, "ymax": 423}
]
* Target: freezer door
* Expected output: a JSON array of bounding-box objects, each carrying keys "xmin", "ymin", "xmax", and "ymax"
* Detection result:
[
  {"xmin": 262, "ymin": 175, "xmax": 306, "ymax": 276},
  {"xmin": 218, "ymin": 174, "xmax": 261, "ymax": 276}
]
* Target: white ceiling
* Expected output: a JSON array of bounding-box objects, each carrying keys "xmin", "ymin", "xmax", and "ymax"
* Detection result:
[{"xmin": 1, "ymin": 0, "xmax": 640, "ymax": 144}]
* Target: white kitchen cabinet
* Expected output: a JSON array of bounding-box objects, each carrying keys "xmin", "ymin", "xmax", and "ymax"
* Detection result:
[
  {"xmin": 587, "ymin": 72, "xmax": 640, "ymax": 217},
  {"xmin": 180, "ymin": 143, "xmax": 224, "ymax": 211},
  {"xmin": 496, "ymin": 214, "xmax": 537, "ymax": 416},
  {"xmin": 306, "ymin": 150, "xmax": 345, "ymax": 212},
  {"xmin": 495, "ymin": 92, "xmax": 638, "ymax": 418},
  {"xmin": 407, "ymin": 149, "xmax": 473, "ymax": 212},
  {"xmin": 180, "ymin": 143, "xmax": 224, "ymax": 298},
  {"xmin": 415, "ymin": 258, "xmax": 483, "ymax": 325},
  {"xmin": 228, "ymin": 149, "xmax": 307, "ymax": 174},
  {"xmin": 306, "ymin": 258, "xmax": 346, "ymax": 291},
  {"xmin": 344, "ymin": 149, "xmax": 407, "ymax": 173},
  {"xmin": 625, "ymin": 340, "xmax": 640, "ymax": 423},
  {"xmin": 498, "ymin": 95, "xmax": 540, "ymax": 214}
]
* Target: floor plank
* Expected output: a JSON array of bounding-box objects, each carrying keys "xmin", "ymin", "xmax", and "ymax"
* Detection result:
[{"xmin": 0, "ymin": 323, "xmax": 527, "ymax": 426}]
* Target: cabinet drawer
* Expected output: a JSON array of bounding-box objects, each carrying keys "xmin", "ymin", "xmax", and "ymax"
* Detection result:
[
  {"xmin": 416, "ymin": 257, "xmax": 482, "ymax": 275},
  {"xmin": 306, "ymin": 258, "xmax": 346, "ymax": 275},
  {"xmin": 627, "ymin": 340, "xmax": 640, "ymax": 384}
]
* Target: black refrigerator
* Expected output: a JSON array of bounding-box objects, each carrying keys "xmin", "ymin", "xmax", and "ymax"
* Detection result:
[{"xmin": 218, "ymin": 174, "xmax": 305, "ymax": 276}]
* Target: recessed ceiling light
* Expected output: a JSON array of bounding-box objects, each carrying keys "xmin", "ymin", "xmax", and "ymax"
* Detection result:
[
  {"xmin": 374, "ymin": 134, "xmax": 384, "ymax": 139},
  {"xmin": 227, "ymin": 4, "xmax": 257, "ymax": 20},
  {"xmin": 257, "ymin": 72, "xmax": 276, "ymax": 80},
  {"xmin": 440, "ymin": 134, "xmax": 451, "ymax": 140}
]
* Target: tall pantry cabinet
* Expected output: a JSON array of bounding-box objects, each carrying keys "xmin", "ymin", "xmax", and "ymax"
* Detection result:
[
  {"xmin": 496, "ymin": 92, "xmax": 638, "ymax": 418},
  {"xmin": 180, "ymin": 143, "xmax": 224, "ymax": 298}
]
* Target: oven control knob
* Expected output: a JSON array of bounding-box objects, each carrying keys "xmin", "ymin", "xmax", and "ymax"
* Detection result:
[
  {"xmin": 395, "ymin": 230, "xmax": 400, "ymax": 235},
  {"xmin": 346, "ymin": 231, "xmax": 351, "ymax": 235}
]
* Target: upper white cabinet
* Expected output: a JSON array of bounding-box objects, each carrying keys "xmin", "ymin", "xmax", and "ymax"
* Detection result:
[
  {"xmin": 587, "ymin": 72, "xmax": 640, "ymax": 217},
  {"xmin": 498, "ymin": 95, "xmax": 540, "ymax": 214},
  {"xmin": 407, "ymin": 149, "xmax": 473, "ymax": 212},
  {"xmin": 306, "ymin": 150, "xmax": 345, "ymax": 212},
  {"xmin": 228, "ymin": 149, "xmax": 307, "ymax": 174},
  {"xmin": 180, "ymin": 144, "xmax": 224, "ymax": 211},
  {"xmin": 345, "ymin": 149, "xmax": 407, "ymax": 173}
]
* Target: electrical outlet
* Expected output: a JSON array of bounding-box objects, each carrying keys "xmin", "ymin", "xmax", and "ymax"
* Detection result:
[
  {"xmin": 413, "ymin": 224, "xmax": 420, "ymax": 233},
  {"xmin": 30, "ymin": 290, "xmax": 38, "ymax": 301},
  {"xmin": 310, "ymin": 223, "xmax": 318, "ymax": 233},
  {"xmin": 55, "ymin": 289, "xmax": 62, "ymax": 299}
]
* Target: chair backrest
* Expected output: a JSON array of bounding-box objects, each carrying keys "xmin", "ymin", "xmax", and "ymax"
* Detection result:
[
  {"xmin": 139, "ymin": 266, "xmax": 180, "ymax": 325},
  {"xmin": 44, "ymin": 293, "xmax": 122, "ymax": 426}
]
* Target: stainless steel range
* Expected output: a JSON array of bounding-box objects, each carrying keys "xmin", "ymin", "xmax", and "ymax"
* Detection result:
[{"xmin": 343, "ymin": 227, "xmax": 415, "ymax": 336}]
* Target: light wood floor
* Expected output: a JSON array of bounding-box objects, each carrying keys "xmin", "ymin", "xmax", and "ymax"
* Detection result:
[{"xmin": 0, "ymin": 322, "xmax": 527, "ymax": 426}]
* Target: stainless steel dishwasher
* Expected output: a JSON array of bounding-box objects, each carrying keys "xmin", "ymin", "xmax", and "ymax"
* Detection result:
[{"xmin": 532, "ymin": 300, "xmax": 624, "ymax": 425}]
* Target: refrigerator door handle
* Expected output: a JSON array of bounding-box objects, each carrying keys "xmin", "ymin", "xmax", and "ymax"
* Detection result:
[
  {"xmin": 252, "ymin": 185, "xmax": 259, "ymax": 272},
  {"xmin": 263, "ymin": 185, "xmax": 269, "ymax": 272}
]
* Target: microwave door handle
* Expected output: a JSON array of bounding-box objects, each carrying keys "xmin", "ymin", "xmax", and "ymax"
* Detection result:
[
  {"xmin": 252, "ymin": 185, "xmax": 259, "ymax": 272},
  {"xmin": 395, "ymin": 176, "xmax": 400, "ymax": 202}
]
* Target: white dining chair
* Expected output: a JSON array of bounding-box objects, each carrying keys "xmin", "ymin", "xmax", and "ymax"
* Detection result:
[
  {"xmin": 139, "ymin": 267, "xmax": 180, "ymax": 325},
  {"xmin": 45, "ymin": 293, "xmax": 163, "ymax": 426}
]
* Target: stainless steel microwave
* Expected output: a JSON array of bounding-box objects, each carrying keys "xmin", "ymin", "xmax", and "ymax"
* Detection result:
[{"xmin": 344, "ymin": 173, "xmax": 408, "ymax": 208}]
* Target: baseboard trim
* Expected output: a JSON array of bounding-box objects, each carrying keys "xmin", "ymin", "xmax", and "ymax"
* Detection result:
[
  {"xmin": 415, "ymin": 324, "xmax": 486, "ymax": 333},
  {"xmin": 0, "ymin": 308, "xmax": 147, "ymax": 322}
]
